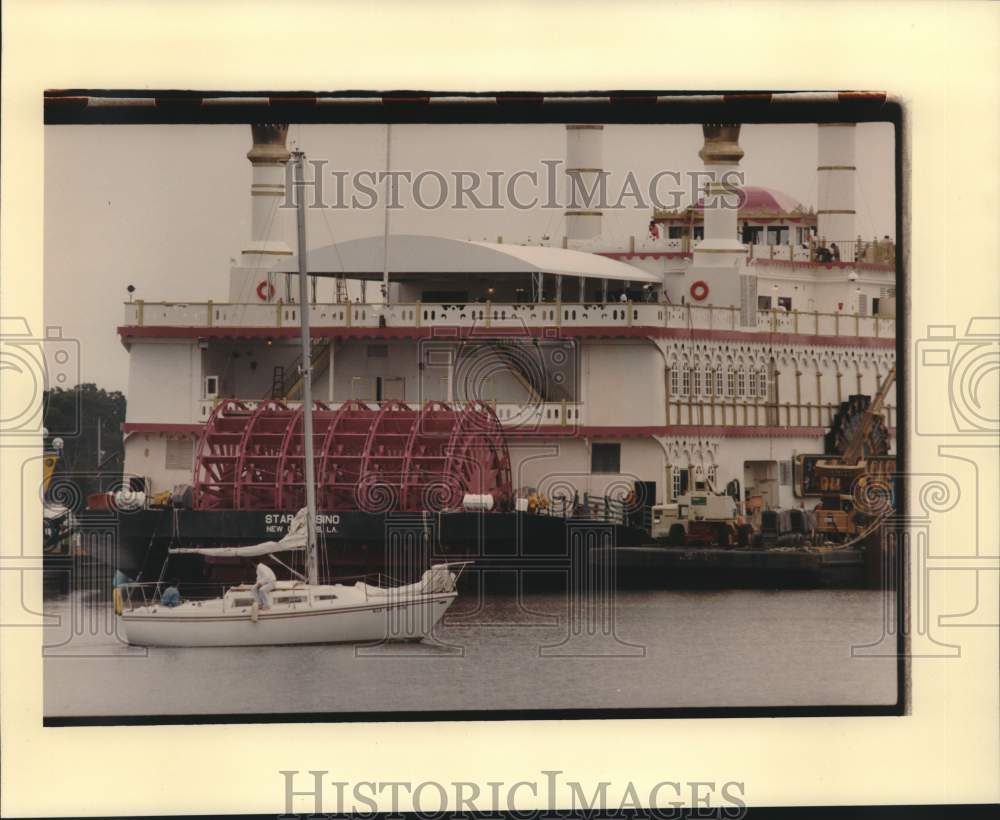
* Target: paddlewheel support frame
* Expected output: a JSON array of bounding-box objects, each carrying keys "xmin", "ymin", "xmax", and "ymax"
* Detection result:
[{"xmin": 192, "ymin": 399, "xmax": 512, "ymax": 512}]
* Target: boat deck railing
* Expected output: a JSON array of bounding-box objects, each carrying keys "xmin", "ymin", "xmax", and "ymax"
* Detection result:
[
  {"xmin": 747, "ymin": 238, "xmax": 896, "ymax": 269},
  {"xmin": 192, "ymin": 396, "xmax": 896, "ymax": 432},
  {"xmin": 115, "ymin": 581, "xmax": 171, "ymax": 612},
  {"xmin": 123, "ymin": 300, "xmax": 895, "ymax": 340},
  {"xmin": 194, "ymin": 396, "xmax": 582, "ymax": 426},
  {"xmin": 667, "ymin": 399, "xmax": 896, "ymax": 430},
  {"xmin": 531, "ymin": 494, "xmax": 637, "ymax": 527}
]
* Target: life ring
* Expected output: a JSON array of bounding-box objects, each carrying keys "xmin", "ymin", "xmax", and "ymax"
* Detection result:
[
  {"xmin": 690, "ymin": 280, "xmax": 709, "ymax": 301},
  {"xmin": 256, "ymin": 281, "xmax": 275, "ymax": 302}
]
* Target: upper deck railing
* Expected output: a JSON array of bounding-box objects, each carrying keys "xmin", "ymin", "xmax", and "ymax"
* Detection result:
[
  {"xmin": 582, "ymin": 235, "xmax": 895, "ymax": 269},
  {"xmin": 747, "ymin": 239, "xmax": 895, "ymax": 270},
  {"xmin": 193, "ymin": 397, "xmax": 584, "ymax": 428},
  {"xmin": 124, "ymin": 300, "xmax": 895, "ymax": 340}
]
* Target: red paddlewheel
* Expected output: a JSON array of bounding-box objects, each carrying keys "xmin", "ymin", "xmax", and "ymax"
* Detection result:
[
  {"xmin": 191, "ymin": 399, "xmax": 513, "ymax": 512},
  {"xmin": 191, "ymin": 399, "xmax": 257, "ymax": 510},
  {"xmin": 442, "ymin": 400, "xmax": 512, "ymax": 512}
]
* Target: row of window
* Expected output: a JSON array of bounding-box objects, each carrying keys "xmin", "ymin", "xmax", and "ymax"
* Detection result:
[
  {"xmin": 665, "ymin": 226, "xmax": 815, "ymax": 245},
  {"xmin": 670, "ymin": 464, "xmax": 720, "ymax": 498},
  {"xmin": 669, "ymin": 367, "xmax": 770, "ymax": 400}
]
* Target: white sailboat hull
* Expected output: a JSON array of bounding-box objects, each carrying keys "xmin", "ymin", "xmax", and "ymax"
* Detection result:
[{"xmin": 118, "ymin": 591, "xmax": 456, "ymax": 648}]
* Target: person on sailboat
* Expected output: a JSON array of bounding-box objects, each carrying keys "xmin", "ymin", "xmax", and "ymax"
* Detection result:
[{"xmin": 253, "ymin": 562, "xmax": 277, "ymax": 610}]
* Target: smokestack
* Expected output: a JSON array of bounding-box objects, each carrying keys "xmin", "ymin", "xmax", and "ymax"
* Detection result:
[
  {"xmin": 242, "ymin": 123, "xmax": 292, "ymax": 260},
  {"xmin": 816, "ymin": 123, "xmax": 856, "ymax": 244},
  {"xmin": 564, "ymin": 124, "xmax": 604, "ymax": 242},
  {"xmin": 693, "ymin": 123, "xmax": 745, "ymax": 266}
]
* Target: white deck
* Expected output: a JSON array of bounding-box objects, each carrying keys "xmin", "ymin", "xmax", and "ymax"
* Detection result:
[{"xmin": 123, "ymin": 300, "xmax": 895, "ymax": 340}]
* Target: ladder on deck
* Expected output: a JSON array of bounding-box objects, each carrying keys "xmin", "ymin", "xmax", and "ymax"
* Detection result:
[
  {"xmin": 335, "ymin": 276, "xmax": 349, "ymax": 304},
  {"xmin": 281, "ymin": 340, "xmax": 333, "ymax": 401},
  {"xmin": 270, "ymin": 366, "xmax": 285, "ymax": 399}
]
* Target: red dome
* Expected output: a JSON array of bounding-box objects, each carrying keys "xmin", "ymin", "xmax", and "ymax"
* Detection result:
[{"xmin": 695, "ymin": 186, "xmax": 804, "ymax": 214}]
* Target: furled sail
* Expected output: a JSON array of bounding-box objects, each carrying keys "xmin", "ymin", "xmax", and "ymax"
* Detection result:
[{"xmin": 169, "ymin": 508, "xmax": 309, "ymax": 558}]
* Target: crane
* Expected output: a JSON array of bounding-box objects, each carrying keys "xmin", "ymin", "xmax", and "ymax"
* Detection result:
[
  {"xmin": 811, "ymin": 366, "xmax": 896, "ymax": 543},
  {"xmin": 842, "ymin": 366, "xmax": 896, "ymax": 464}
]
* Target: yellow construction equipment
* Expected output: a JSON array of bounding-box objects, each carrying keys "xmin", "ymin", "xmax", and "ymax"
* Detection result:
[{"xmin": 812, "ymin": 367, "xmax": 896, "ymax": 543}]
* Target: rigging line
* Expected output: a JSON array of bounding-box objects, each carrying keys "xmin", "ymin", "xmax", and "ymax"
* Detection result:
[
  {"xmin": 270, "ymin": 552, "xmax": 306, "ymax": 581},
  {"xmin": 318, "ymin": 199, "xmax": 346, "ymax": 270}
]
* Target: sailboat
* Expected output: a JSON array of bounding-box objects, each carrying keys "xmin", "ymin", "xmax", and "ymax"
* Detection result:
[{"xmin": 116, "ymin": 148, "xmax": 469, "ymax": 648}]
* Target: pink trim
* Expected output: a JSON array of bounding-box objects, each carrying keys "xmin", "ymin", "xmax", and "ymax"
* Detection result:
[
  {"xmin": 118, "ymin": 324, "xmax": 895, "ymax": 349},
  {"xmin": 507, "ymin": 425, "xmax": 827, "ymax": 439},
  {"xmin": 839, "ymin": 91, "xmax": 887, "ymax": 103},
  {"xmin": 125, "ymin": 420, "xmax": 896, "ymax": 440},
  {"xmin": 508, "ymin": 424, "xmax": 898, "ymax": 440}
]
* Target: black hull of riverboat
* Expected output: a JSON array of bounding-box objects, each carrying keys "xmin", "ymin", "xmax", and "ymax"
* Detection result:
[
  {"xmin": 596, "ymin": 545, "xmax": 870, "ymax": 589},
  {"xmin": 98, "ymin": 508, "xmax": 650, "ymax": 594}
]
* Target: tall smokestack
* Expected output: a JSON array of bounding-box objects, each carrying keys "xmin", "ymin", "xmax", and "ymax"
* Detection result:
[
  {"xmin": 564, "ymin": 124, "xmax": 604, "ymax": 242},
  {"xmin": 693, "ymin": 123, "xmax": 745, "ymax": 266},
  {"xmin": 242, "ymin": 123, "xmax": 292, "ymax": 260},
  {"xmin": 816, "ymin": 123, "xmax": 856, "ymax": 244}
]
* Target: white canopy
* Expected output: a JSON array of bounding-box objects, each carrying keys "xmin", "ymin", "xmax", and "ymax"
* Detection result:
[
  {"xmin": 273, "ymin": 233, "xmax": 659, "ymax": 284},
  {"xmin": 169, "ymin": 508, "xmax": 309, "ymax": 558}
]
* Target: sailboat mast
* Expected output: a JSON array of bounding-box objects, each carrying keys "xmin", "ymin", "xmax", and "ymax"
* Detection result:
[
  {"xmin": 292, "ymin": 150, "xmax": 319, "ymax": 585},
  {"xmin": 381, "ymin": 123, "xmax": 391, "ymax": 303}
]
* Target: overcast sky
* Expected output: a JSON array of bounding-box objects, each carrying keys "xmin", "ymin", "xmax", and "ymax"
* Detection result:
[{"xmin": 44, "ymin": 122, "xmax": 894, "ymax": 392}]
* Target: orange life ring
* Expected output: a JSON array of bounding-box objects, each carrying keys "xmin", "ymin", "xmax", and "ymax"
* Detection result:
[
  {"xmin": 690, "ymin": 280, "xmax": 709, "ymax": 301},
  {"xmin": 256, "ymin": 281, "xmax": 275, "ymax": 302}
]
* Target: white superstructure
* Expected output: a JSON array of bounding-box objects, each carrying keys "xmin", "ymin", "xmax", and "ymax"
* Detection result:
[{"xmin": 119, "ymin": 122, "xmax": 896, "ymax": 513}]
